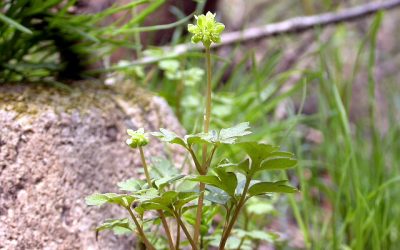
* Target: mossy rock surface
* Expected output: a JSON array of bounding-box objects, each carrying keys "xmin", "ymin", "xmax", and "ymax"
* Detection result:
[{"xmin": 0, "ymin": 82, "xmax": 184, "ymax": 249}]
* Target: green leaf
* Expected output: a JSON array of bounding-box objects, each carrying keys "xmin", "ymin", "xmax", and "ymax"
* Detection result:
[
  {"xmin": 248, "ymin": 181, "xmax": 298, "ymax": 197},
  {"xmin": 85, "ymin": 193, "xmax": 135, "ymax": 207},
  {"xmin": 185, "ymin": 131, "xmax": 217, "ymax": 146},
  {"xmin": 205, "ymin": 186, "xmax": 230, "ymax": 205},
  {"xmin": 187, "ymin": 175, "xmax": 221, "ymax": 189},
  {"xmin": 151, "ymin": 129, "xmax": 187, "ymax": 148},
  {"xmin": 238, "ymin": 142, "xmax": 279, "ymax": 168},
  {"xmin": 213, "ymin": 167, "xmax": 237, "ymax": 197},
  {"xmin": 136, "ymin": 190, "xmax": 176, "ymax": 214},
  {"xmin": 95, "ymin": 218, "xmax": 134, "ymax": 239},
  {"xmin": 221, "ymin": 158, "xmax": 250, "ymax": 176},
  {"xmin": 218, "ymin": 122, "xmax": 252, "ymax": 144},
  {"xmin": 260, "ymin": 156, "xmax": 297, "ymax": 171},
  {"xmin": 85, "ymin": 193, "xmax": 110, "ymax": 206},
  {"xmin": 185, "ymin": 123, "xmax": 250, "ymax": 147},
  {"xmin": 149, "ymin": 191, "xmax": 178, "ymax": 205},
  {"xmin": 139, "ymin": 191, "xmax": 198, "ymax": 213},
  {"xmin": 187, "ymin": 168, "xmax": 237, "ymax": 198},
  {"xmin": 237, "ymin": 142, "xmax": 297, "ymax": 175},
  {"xmin": 150, "ymin": 157, "xmax": 179, "ymax": 178},
  {"xmin": 174, "ymin": 192, "xmax": 199, "ymax": 209},
  {"xmin": 117, "ymin": 179, "xmax": 145, "ymax": 192},
  {"xmin": 0, "ymin": 13, "xmax": 33, "ymax": 34},
  {"xmin": 132, "ymin": 188, "xmax": 159, "ymax": 202},
  {"xmin": 140, "ymin": 202, "xmax": 173, "ymax": 214},
  {"xmin": 153, "ymin": 174, "xmax": 185, "ymax": 190}
]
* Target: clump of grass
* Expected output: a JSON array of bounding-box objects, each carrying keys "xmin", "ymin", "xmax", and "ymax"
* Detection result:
[{"xmin": 0, "ymin": 0, "xmax": 189, "ymax": 83}]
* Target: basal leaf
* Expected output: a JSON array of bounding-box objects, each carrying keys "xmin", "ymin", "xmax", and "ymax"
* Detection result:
[{"xmin": 248, "ymin": 181, "xmax": 298, "ymax": 197}]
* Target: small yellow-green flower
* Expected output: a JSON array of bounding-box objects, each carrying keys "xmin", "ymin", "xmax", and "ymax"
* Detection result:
[
  {"xmin": 126, "ymin": 128, "xmax": 149, "ymax": 148},
  {"xmin": 187, "ymin": 12, "xmax": 225, "ymax": 47}
]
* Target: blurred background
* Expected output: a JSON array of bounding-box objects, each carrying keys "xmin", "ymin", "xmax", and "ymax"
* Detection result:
[{"xmin": 1, "ymin": 0, "xmax": 400, "ymax": 249}]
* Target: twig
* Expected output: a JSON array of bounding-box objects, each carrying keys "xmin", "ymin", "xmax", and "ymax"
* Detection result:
[
  {"xmin": 214, "ymin": 0, "xmax": 400, "ymax": 47},
  {"xmin": 115, "ymin": 0, "xmax": 400, "ymax": 68}
]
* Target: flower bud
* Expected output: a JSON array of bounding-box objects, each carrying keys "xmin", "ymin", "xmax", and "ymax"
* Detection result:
[
  {"xmin": 187, "ymin": 12, "xmax": 225, "ymax": 47},
  {"xmin": 126, "ymin": 128, "xmax": 149, "ymax": 148}
]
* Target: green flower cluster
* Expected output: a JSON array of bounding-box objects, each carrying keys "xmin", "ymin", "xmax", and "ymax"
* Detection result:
[
  {"xmin": 188, "ymin": 12, "xmax": 225, "ymax": 47},
  {"xmin": 126, "ymin": 128, "xmax": 149, "ymax": 148}
]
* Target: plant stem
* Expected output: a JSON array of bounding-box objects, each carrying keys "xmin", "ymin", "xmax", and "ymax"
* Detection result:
[
  {"xmin": 138, "ymin": 146, "xmax": 175, "ymax": 250},
  {"xmin": 176, "ymin": 214, "xmax": 181, "ymax": 250},
  {"xmin": 219, "ymin": 178, "xmax": 251, "ymax": 250},
  {"xmin": 193, "ymin": 182, "xmax": 205, "ymax": 246},
  {"xmin": 139, "ymin": 146, "xmax": 152, "ymax": 186},
  {"xmin": 203, "ymin": 46, "xmax": 212, "ymax": 139},
  {"xmin": 127, "ymin": 207, "xmax": 156, "ymax": 250},
  {"xmin": 174, "ymin": 210, "xmax": 198, "ymax": 250},
  {"xmin": 159, "ymin": 211, "xmax": 175, "ymax": 250},
  {"xmin": 194, "ymin": 45, "xmax": 213, "ymax": 247}
]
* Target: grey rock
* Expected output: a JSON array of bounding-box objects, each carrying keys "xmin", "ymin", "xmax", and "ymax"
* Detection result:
[{"xmin": 0, "ymin": 83, "xmax": 184, "ymax": 249}]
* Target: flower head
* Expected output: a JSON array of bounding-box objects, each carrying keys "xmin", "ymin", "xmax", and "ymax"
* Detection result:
[
  {"xmin": 187, "ymin": 12, "xmax": 225, "ymax": 47},
  {"xmin": 126, "ymin": 128, "xmax": 149, "ymax": 148}
]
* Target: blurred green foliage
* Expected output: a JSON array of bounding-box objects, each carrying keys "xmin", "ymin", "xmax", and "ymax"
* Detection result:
[{"xmin": 0, "ymin": 0, "xmax": 193, "ymax": 83}]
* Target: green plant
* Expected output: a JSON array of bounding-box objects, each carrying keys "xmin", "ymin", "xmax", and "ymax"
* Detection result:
[
  {"xmin": 157, "ymin": 58, "xmax": 204, "ymax": 120},
  {"xmin": 0, "ymin": 0, "xmax": 191, "ymax": 83},
  {"xmin": 86, "ymin": 12, "xmax": 298, "ymax": 250}
]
